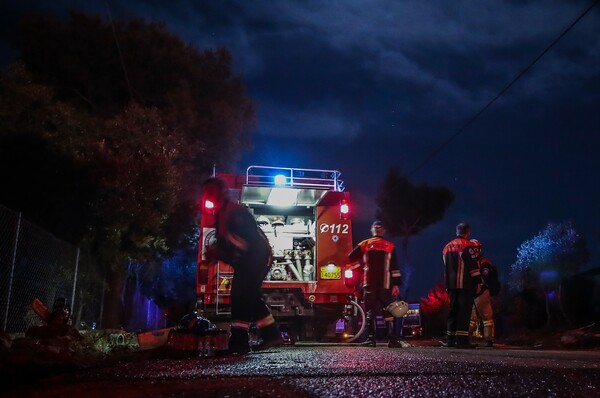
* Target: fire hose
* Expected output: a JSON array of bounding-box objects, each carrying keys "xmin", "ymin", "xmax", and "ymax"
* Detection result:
[{"xmin": 343, "ymin": 299, "xmax": 366, "ymax": 343}]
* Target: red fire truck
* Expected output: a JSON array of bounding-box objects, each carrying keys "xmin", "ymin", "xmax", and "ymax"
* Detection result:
[{"xmin": 196, "ymin": 166, "xmax": 365, "ymax": 343}]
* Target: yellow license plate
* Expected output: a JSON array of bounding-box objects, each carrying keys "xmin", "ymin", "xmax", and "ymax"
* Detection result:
[{"xmin": 320, "ymin": 266, "xmax": 341, "ymax": 280}]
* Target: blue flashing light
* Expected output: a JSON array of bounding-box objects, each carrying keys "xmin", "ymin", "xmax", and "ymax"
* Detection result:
[
  {"xmin": 274, "ymin": 174, "xmax": 287, "ymax": 186},
  {"xmin": 540, "ymin": 270, "xmax": 558, "ymax": 280}
]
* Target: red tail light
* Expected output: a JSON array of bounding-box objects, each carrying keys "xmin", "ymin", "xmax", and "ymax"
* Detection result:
[
  {"xmin": 344, "ymin": 267, "xmax": 356, "ymax": 289},
  {"xmin": 340, "ymin": 199, "xmax": 350, "ymax": 219},
  {"xmin": 202, "ymin": 198, "xmax": 216, "ymax": 215}
]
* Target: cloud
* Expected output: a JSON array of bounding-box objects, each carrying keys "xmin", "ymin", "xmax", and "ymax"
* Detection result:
[
  {"xmin": 257, "ymin": 100, "xmax": 361, "ymax": 140},
  {"xmin": 228, "ymin": 1, "xmax": 599, "ymax": 105}
]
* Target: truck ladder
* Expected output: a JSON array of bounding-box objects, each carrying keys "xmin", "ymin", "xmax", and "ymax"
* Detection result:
[{"xmin": 215, "ymin": 260, "xmax": 232, "ymax": 316}]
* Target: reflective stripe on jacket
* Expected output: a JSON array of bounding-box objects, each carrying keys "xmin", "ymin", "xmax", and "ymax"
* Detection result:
[
  {"xmin": 349, "ymin": 236, "xmax": 400, "ymax": 289},
  {"xmin": 442, "ymin": 236, "xmax": 481, "ymax": 290}
]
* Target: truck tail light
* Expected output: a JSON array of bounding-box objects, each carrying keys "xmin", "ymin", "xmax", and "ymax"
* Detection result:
[
  {"xmin": 344, "ymin": 267, "xmax": 355, "ymax": 289},
  {"xmin": 202, "ymin": 198, "xmax": 216, "ymax": 215},
  {"xmin": 340, "ymin": 199, "xmax": 350, "ymax": 219}
]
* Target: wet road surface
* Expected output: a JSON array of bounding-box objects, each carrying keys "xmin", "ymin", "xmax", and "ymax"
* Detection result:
[{"xmin": 4, "ymin": 344, "xmax": 600, "ymax": 397}]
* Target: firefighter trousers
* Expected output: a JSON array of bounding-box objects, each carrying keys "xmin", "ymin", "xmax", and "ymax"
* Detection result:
[
  {"xmin": 447, "ymin": 288, "xmax": 475, "ymax": 343},
  {"xmin": 470, "ymin": 289, "xmax": 494, "ymax": 342},
  {"xmin": 229, "ymin": 254, "xmax": 278, "ymax": 348},
  {"xmin": 231, "ymin": 256, "xmax": 272, "ymax": 323},
  {"xmin": 363, "ymin": 288, "xmax": 396, "ymax": 339}
]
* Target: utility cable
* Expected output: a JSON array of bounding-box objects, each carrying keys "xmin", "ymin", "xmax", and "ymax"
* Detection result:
[
  {"xmin": 409, "ymin": 0, "xmax": 600, "ymax": 176},
  {"xmin": 105, "ymin": 1, "xmax": 134, "ymax": 102}
]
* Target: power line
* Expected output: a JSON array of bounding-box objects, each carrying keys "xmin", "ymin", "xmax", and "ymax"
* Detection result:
[
  {"xmin": 409, "ymin": 0, "xmax": 600, "ymax": 176},
  {"xmin": 105, "ymin": 1, "xmax": 134, "ymax": 102}
]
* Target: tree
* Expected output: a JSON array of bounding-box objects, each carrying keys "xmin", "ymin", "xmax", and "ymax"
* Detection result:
[
  {"xmin": 0, "ymin": 64, "xmax": 97, "ymax": 242},
  {"xmin": 17, "ymin": 11, "xmax": 255, "ymax": 172},
  {"xmin": 1, "ymin": 11, "xmax": 256, "ymax": 328},
  {"xmin": 375, "ymin": 166, "xmax": 454, "ymax": 296},
  {"xmin": 509, "ymin": 221, "xmax": 590, "ymax": 328}
]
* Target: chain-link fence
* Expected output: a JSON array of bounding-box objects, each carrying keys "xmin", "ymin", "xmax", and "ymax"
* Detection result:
[{"xmin": 0, "ymin": 204, "xmax": 104, "ymax": 333}]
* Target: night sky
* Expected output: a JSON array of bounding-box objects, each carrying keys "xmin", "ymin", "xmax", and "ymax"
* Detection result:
[{"xmin": 1, "ymin": 1, "xmax": 599, "ymax": 300}]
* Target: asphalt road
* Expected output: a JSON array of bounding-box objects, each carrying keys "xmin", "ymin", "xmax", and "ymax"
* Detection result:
[{"xmin": 4, "ymin": 343, "xmax": 600, "ymax": 398}]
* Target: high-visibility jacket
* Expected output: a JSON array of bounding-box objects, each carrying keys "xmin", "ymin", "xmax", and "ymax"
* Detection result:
[
  {"xmin": 348, "ymin": 235, "xmax": 401, "ymax": 289},
  {"xmin": 442, "ymin": 236, "xmax": 481, "ymax": 290}
]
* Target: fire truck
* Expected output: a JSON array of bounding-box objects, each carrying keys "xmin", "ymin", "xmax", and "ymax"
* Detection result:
[{"xmin": 196, "ymin": 166, "xmax": 366, "ymax": 342}]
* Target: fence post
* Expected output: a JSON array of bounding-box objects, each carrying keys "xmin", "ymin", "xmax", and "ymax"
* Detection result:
[
  {"xmin": 3, "ymin": 212, "xmax": 22, "ymax": 331},
  {"xmin": 99, "ymin": 274, "xmax": 106, "ymax": 329},
  {"xmin": 70, "ymin": 248, "xmax": 80, "ymax": 320}
]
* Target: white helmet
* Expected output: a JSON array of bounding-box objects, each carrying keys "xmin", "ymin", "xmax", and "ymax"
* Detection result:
[
  {"xmin": 470, "ymin": 239, "xmax": 483, "ymax": 247},
  {"xmin": 256, "ymin": 216, "xmax": 270, "ymax": 226},
  {"xmin": 272, "ymin": 216, "xmax": 285, "ymax": 226},
  {"xmin": 289, "ymin": 217, "xmax": 305, "ymax": 225}
]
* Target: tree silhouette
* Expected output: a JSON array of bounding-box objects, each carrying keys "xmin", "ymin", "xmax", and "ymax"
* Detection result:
[
  {"xmin": 509, "ymin": 221, "xmax": 590, "ymax": 328},
  {"xmin": 375, "ymin": 166, "xmax": 454, "ymax": 297},
  {"xmin": 1, "ymin": 11, "xmax": 255, "ymax": 328}
]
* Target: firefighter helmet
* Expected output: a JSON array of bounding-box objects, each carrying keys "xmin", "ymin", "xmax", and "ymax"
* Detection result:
[
  {"xmin": 470, "ymin": 239, "xmax": 483, "ymax": 255},
  {"xmin": 289, "ymin": 217, "xmax": 305, "ymax": 225},
  {"xmin": 256, "ymin": 215, "xmax": 270, "ymax": 226},
  {"xmin": 385, "ymin": 300, "xmax": 409, "ymax": 318},
  {"xmin": 272, "ymin": 216, "xmax": 285, "ymax": 226}
]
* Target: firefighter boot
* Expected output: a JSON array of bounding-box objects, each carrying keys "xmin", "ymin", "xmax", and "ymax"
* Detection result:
[
  {"xmin": 387, "ymin": 321, "xmax": 402, "ymax": 348},
  {"xmin": 388, "ymin": 336, "xmax": 402, "ymax": 348},
  {"xmin": 455, "ymin": 336, "xmax": 476, "ymax": 349},
  {"xmin": 444, "ymin": 335, "xmax": 456, "ymax": 348},
  {"xmin": 228, "ymin": 329, "xmax": 250, "ymax": 355},
  {"xmin": 361, "ymin": 313, "xmax": 377, "ymax": 347},
  {"xmin": 256, "ymin": 323, "xmax": 284, "ymax": 351},
  {"xmin": 360, "ymin": 336, "xmax": 377, "ymax": 347}
]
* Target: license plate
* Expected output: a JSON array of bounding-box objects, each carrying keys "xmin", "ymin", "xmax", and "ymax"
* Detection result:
[{"xmin": 320, "ymin": 266, "xmax": 341, "ymax": 280}]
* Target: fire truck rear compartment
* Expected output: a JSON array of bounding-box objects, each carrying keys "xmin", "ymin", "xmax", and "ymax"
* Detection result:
[{"xmin": 198, "ymin": 166, "xmax": 359, "ymax": 342}]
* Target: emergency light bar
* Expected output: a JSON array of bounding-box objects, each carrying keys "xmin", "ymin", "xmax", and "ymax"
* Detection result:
[
  {"xmin": 274, "ymin": 174, "xmax": 287, "ymax": 186},
  {"xmin": 247, "ymin": 165, "xmax": 345, "ymax": 191}
]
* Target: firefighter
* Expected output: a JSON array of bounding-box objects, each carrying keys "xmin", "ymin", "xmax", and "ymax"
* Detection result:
[
  {"xmin": 202, "ymin": 177, "xmax": 282, "ymax": 354},
  {"xmin": 348, "ymin": 220, "xmax": 402, "ymax": 348},
  {"xmin": 469, "ymin": 239, "xmax": 495, "ymax": 347},
  {"xmin": 442, "ymin": 223, "xmax": 483, "ymax": 348}
]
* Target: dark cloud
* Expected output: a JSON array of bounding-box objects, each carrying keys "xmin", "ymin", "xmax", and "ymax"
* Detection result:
[{"xmin": 1, "ymin": 0, "xmax": 598, "ymax": 299}]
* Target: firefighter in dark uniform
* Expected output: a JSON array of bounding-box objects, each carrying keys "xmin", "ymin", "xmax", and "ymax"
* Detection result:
[
  {"xmin": 348, "ymin": 220, "xmax": 402, "ymax": 348},
  {"xmin": 202, "ymin": 177, "xmax": 282, "ymax": 354},
  {"xmin": 469, "ymin": 239, "xmax": 495, "ymax": 347},
  {"xmin": 442, "ymin": 223, "xmax": 483, "ymax": 348}
]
